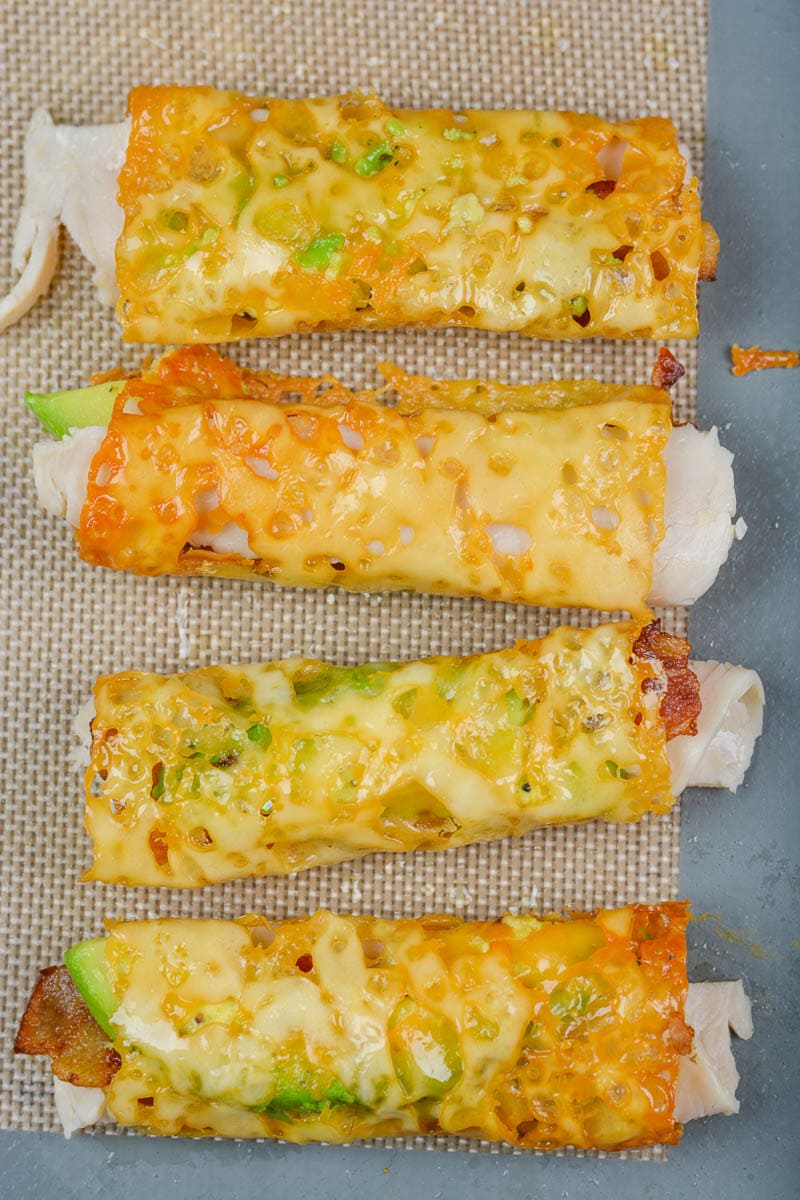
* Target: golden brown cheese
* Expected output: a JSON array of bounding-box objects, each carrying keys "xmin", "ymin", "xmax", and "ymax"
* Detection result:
[
  {"xmin": 730, "ymin": 344, "xmax": 799, "ymax": 377},
  {"xmin": 117, "ymin": 87, "xmax": 706, "ymax": 343},
  {"xmin": 78, "ymin": 349, "xmax": 670, "ymax": 614},
  {"xmin": 99, "ymin": 906, "xmax": 690, "ymax": 1148},
  {"xmin": 85, "ymin": 621, "xmax": 674, "ymax": 887}
]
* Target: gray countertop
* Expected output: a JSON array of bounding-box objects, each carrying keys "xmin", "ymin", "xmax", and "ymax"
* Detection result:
[{"xmin": 1, "ymin": 0, "xmax": 798, "ymax": 1195}]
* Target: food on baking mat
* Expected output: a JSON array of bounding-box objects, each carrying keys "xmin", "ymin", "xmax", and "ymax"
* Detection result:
[
  {"xmin": 731, "ymin": 344, "xmax": 799, "ymax": 376},
  {"xmin": 2, "ymin": 89, "xmax": 717, "ymax": 341},
  {"xmin": 29, "ymin": 348, "xmax": 742, "ymax": 614},
  {"xmin": 78, "ymin": 620, "xmax": 762, "ymax": 886},
  {"xmin": 15, "ymin": 905, "xmax": 752, "ymax": 1147}
]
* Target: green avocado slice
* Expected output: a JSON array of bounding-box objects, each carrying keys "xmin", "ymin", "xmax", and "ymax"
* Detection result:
[
  {"xmin": 25, "ymin": 381, "xmax": 125, "ymax": 439},
  {"xmin": 64, "ymin": 937, "xmax": 118, "ymax": 1039}
]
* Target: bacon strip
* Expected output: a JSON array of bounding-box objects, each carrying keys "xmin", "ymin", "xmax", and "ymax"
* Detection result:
[
  {"xmin": 633, "ymin": 621, "xmax": 701, "ymax": 740},
  {"xmin": 14, "ymin": 966, "xmax": 119, "ymax": 1088}
]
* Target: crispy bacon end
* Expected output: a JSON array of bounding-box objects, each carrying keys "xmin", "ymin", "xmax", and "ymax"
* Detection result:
[
  {"xmin": 14, "ymin": 966, "xmax": 119, "ymax": 1088},
  {"xmin": 651, "ymin": 347, "xmax": 686, "ymax": 391},
  {"xmin": 632, "ymin": 621, "xmax": 701, "ymax": 740},
  {"xmin": 586, "ymin": 179, "xmax": 616, "ymax": 198}
]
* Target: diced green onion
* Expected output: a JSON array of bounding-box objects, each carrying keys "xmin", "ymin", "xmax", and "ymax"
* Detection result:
[
  {"xmin": 606, "ymin": 758, "xmax": 636, "ymax": 781},
  {"xmin": 505, "ymin": 689, "xmax": 537, "ymax": 726},
  {"xmin": 247, "ymin": 723, "xmax": 272, "ymax": 745},
  {"xmin": 272, "ymin": 174, "xmax": 290, "ymax": 188},
  {"xmin": 355, "ymin": 141, "xmax": 395, "ymax": 178},
  {"xmin": 230, "ymin": 172, "xmax": 255, "ymax": 214},
  {"xmin": 564, "ymin": 295, "xmax": 589, "ymax": 317},
  {"xmin": 330, "ymin": 139, "xmax": 348, "ymax": 163},
  {"xmin": 184, "ymin": 226, "xmax": 220, "ymax": 259},
  {"xmin": 294, "ymin": 662, "xmax": 401, "ymax": 707},
  {"xmin": 443, "ymin": 127, "xmax": 475, "ymax": 141},
  {"xmin": 392, "ymin": 688, "xmax": 418, "ymax": 718},
  {"xmin": 294, "ymin": 232, "xmax": 345, "ymax": 271},
  {"xmin": 384, "ymin": 118, "xmax": 406, "ymax": 137},
  {"xmin": 549, "ymin": 980, "xmax": 592, "ymax": 1019}
]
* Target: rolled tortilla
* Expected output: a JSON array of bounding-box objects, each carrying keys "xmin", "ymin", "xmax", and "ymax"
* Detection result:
[
  {"xmin": 2, "ymin": 89, "xmax": 717, "ymax": 341},
  {"xmin": 30, "ymin": 348, "xmax": 740, "ymax": 614},
  {"xmin": 16, "ymin": 903, "xmax": 749, "ymax": 1149}
]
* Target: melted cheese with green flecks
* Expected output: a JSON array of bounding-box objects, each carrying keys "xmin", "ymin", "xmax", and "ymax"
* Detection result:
[
  {"xmin": 86, "ymin": 622, "xmax": 671, "ymax": 887},
  {"xmin": 117, "ymin": 88, "xmax": 704, "ymax": 343},
  {"xmin": 102, "ymin": 904, "xmax": 690, "ymax": 1148}
]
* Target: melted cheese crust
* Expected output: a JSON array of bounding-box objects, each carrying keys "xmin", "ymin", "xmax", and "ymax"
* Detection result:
[
  {"xmin": 116, "ymin": 88, "xmax": 703, "ymax": 344},
  {"xmin": 77, "ymin": 349, "xmax": 670, "ymax": 613},
  {"xmin": 85, "ymin": 621, "xmax": 671, "ymax": 886},
  {"xmin": 104, "ymin": 905, "xmax": 689, "ymax": 1148}
]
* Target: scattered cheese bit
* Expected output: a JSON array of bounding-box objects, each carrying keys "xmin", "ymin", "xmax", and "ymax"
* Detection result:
[{"xmin": 731, "ymin": 344, "xmax": 799, "ymax": 377}]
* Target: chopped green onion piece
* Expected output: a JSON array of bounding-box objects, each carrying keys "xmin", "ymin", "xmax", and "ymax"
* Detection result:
[
  {"xmin": 605, "ymin": 759, "xmax": 634, "ymax": 780},
  {"xmin": 230, "ymin": 173, "xmax": 255, "ymax": 214},
  {"xmin": 435, "ymin": 664, "xmax": 467, "ymax": 701},
  {"xmin": 247, "ymin": 723, "xmax": 272, "ymax": 745},
  {"xmin": 549, "ymin": 980, "xmax": 592, "ymax": 1019},
  {"xmin": 385, "ymin": 118, "xmax": 406, "ymax": 137},
  {"xmin": 363, "ymin": 225, "xmax": 382, "ymax": 243},
  {"xmin": 294, "ymin": 232, "xmax": 345, "ymax": 271},
  {"xmin": 294, "ymin": 662, "xmax": 401, "ymax": 706},
  {"xmin": 330, "ymin": 139, "xmax": 347, "ymax": 163},
  {"xmin": 272, "ymin": 174, "xmax": 290, "ymax": 188},
  {"xmin": 443, "ymin": 127, "xmax": 475, "ymax": 141},
  {"xmin": 355, "ymin": 141, "xmax": 395, "ymax": 178},
  {"xmin": 505, "ymin": 689, "xmax": 537, "ymax": 726},
  {"xmin": 446, "ymin": 193, "xmax": 485, "ymax": 228},
  {"xmin": 392, "ymin": 688, "xmax": 418, "ymax": 718},
  {"xmin": 564, "ymin": 295, "xmax": 589, "ymax": 317},
  {"xmin": 184, "ymin": 226, "xmax": 220, "ymax": 259}
]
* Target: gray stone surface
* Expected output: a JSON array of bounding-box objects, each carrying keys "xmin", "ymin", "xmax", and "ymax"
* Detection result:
[{"xmin": 1, "ymin": 0, "xmax": 797, "ymax": 1195}]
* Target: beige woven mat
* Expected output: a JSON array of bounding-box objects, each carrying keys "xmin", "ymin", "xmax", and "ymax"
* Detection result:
[{"xmin": 0, "ymin": 0, "xmax": 707, "ymax": 1152}]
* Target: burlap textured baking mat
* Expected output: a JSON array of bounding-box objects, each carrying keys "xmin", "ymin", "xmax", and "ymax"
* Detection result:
[{"xmin": 0, "ymin": 0, "xmax": 707, "ymax": 1156}]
